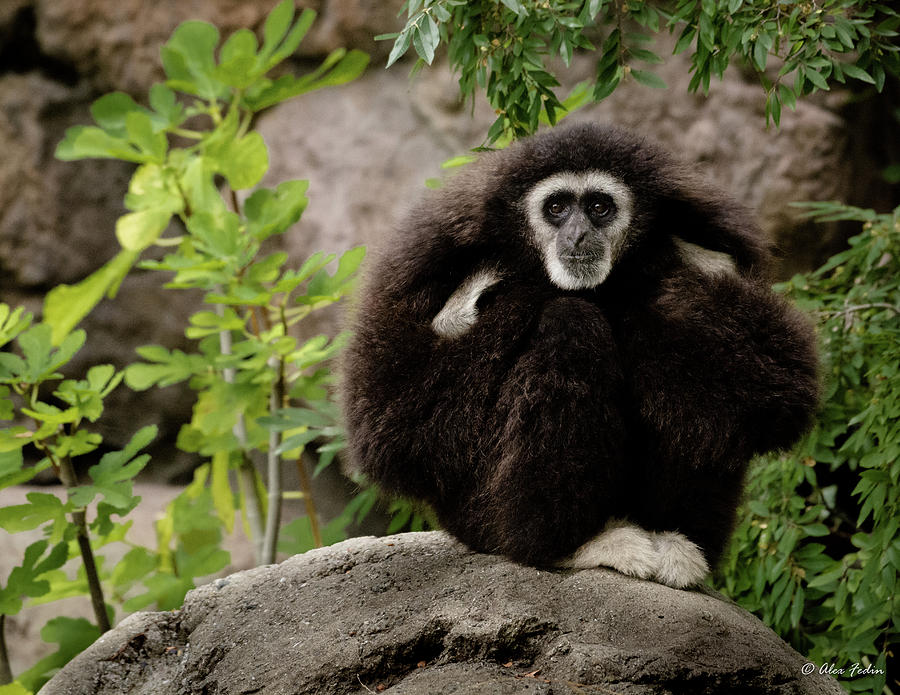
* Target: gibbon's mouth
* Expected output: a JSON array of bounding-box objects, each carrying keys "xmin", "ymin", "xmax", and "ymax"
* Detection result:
[{"xmin": 560, "ymin": 253, "xmax": 597, "ymax": 261}]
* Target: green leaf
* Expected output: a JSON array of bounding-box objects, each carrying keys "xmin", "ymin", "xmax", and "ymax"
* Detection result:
[
  {"xmin": 305, "ymin": 49, "xmax": 369, "ymax": 89},
  {"xmin": 148, "ymin": 84, "xmax": 185, "ymax": 128},
  {"xmin": 630, "ymin": 69, "xmax": 667, "ymax": 89},
  {"xmin": 116, "ymin": 208, "xmax": 173, "ymax": 251},
  {"xmin": 263, "ymin": 7, "xmax": 317, "ymax": 69},
  {"xmin": 277, "ymin": 514, "xmax": 348, "ymax": 555},
  {"xmin": 387, "ymin": 27, "xmax": 414, "ymax": 68},
  {"xmin": 179, "ymin": 155, "xmax": 228, "ymax": 220},
  {"xmin": 125, "ymin": 111, "xmax": 167, "ymax": 161},
  {"xmin": 124, "ymin": 163, "xmax": 183, "ymax": 214},
  {"xmin": 629, "ymin": 48, "xmax": 663, "ymax": 64},
  {"xmin": 125, "ymin": 346, "xmax": 208, "ymax": 390},
  {"xmin": 0, "ymin": 304, "xmax": 33, "ymax": 350},
  {"xmin": 16, "ymin": 324, "xmax": 86, "ymax": 384},
  {"xmin": 110, "ymin": 547, "xmax": 157, "ymax": 591},
  {"xmin": 216, "ymin": 29, "xmax": 262, "ymax": 88},
  {"xmin": 245, "ymin": 49, "xmax": 369, "ymax": 110},
  {"xmin": 162, "ymin": 20, "xmax": 223, "ymax": 99},
  {"xmin": 184, "ymin": 308, "xmax": 246, "ymax": 339},
  {"xmin": 803, "ymin": 67, "xmax": 830, "ymax": 91},
  {"xmin": 301, "ymin": 246, "xmax": 366, "ymax": 302},
  {"xmin": 55, "ymin": 126, "xmax": 145, "ymax": 163},
  {"xmin": 244, "ymin": 180, "xmax": 309, "ymax": 241},
  {"xmin": 803, "ymin": 523, "xmax": 830, "ymax": 537},
  {"xmin": 69, "ymin": 425, "xmax": 157, "ymax": 511},
  {"xmin": 90, "ymin": 92, "xmax": 146, "ymax": 138},
  {"xmin": 0, "ymin": 541, "xmax": 68, "ymax": 615},
  {"xmin": 841, "ymin": 63, "xmax": 876, "ymax": 85},
  {"xmin": 211, "ymin": 450, "xmax": 235, "ymax": 532},
  {"xmin": 206, "ymin": 131, "xmax": 269, "ymax": 191},
  {"xmin": 43, "ymin": 249, "xmax": 140, "ymax": 346},
  {"xmin": 261, "ymin": 0, "xmax": 296, "ymax": 61},
  {"xmin": 0, "ymin": 493, "xmax": 68, "ymax": 533},
  {"xmin": 186, "ymin": 210, "xmax": 243, "ymax": 261}
]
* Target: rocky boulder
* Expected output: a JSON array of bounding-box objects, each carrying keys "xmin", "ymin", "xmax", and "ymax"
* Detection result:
[{"xmin": 40, "ymin": 532, "xmax": 842, "ymax": 695}]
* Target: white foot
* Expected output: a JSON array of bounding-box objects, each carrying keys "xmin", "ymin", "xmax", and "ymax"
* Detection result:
[
  {"xmin": 558, "ymin": 519, "xmax": 657, "ymax": 579},
  {"xmin": 650, "ymin": 531, "xmax": 709, "ymax": 589},
  {"xmin": 559, "ymin": 521, "xmax": 710, "ymax": 589}
]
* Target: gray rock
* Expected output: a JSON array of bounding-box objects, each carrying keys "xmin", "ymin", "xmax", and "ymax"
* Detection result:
[{"xmin": 40, "ymin": 532, "xmax": 843, "ymax": 695}]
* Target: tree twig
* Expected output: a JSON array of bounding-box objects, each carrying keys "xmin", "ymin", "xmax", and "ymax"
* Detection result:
[
  {"xmin": 217, "ymin": 303, "xmax": 266, "ymax": 565},
  {"xmin": 0, "ymin": 615, "xmax": 12, "ymax": 685},
  {"xmin": 261, "ymin": 354, "xmax": 286, "ymax": 564},
  {"xmin": 55, "ymin": 453, "xmax": 111, "ymax": 633},
  {"xmin": 297, "ymin": 453, "xmax": 323, "ymax": 548}
]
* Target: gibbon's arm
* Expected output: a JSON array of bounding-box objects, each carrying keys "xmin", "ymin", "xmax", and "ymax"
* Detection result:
[
  {"xmin": 342, "ymin": 232, "xmax": 546, "ymax": 505},
  {"xmin": 620, "ymin": 270, "xmax": 819, "ymax": 469},
  {"xmin": 464, "ymin": 296, "xmax": 630, "ymax": 566}
]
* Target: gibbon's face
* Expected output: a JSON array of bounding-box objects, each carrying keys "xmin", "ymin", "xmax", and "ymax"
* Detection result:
[{"xmin": 524, "ymin": 171, "xmax": 634, "ymax": 290}]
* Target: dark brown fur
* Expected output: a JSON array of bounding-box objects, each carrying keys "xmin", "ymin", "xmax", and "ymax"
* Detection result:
[{"xmin": 341, "ymin": 123, "xmax": 820, "ymax": 568}]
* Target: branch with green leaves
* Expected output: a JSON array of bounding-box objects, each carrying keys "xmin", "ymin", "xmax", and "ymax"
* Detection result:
[
  {"xmin": 381, "ymin": 0, "xmax": 899, "ymax": 142},
  {"xmin": 1, "ymin": 3, "xmax": 371, "ymax": 690},
  {"xmin": 51, "ymin": 0, "xmax": 368, "ymax": 568},
  {"xmin": 0, "ymin": 305, "xmax": 155, "ymax": 690},
  {"xmin": 717, "ymin": 202, "xmax": 900, "ymax": 695}
]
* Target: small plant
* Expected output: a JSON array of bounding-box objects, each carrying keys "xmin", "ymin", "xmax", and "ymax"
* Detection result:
[
  {"xmin": 717, "ymin": 202, "xmax": 900, "ymax": 694},
  {"xmin": 52, "ymin": 0, "xmax": 368, "ymax": 565},
  {"xmin": 0, "ymin": 306, "xmax": 158, "ymax": 691},
  {"xmin": 0, "ymin": 2, "xmax": 370, "ymax": 691},
  {"xmin": 380, "ymin": 0, "xmax": 899, "ymax": 141}
]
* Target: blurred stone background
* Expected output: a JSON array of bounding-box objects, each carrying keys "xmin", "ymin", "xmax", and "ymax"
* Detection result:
[{"xmin": 0, "ymin": 0, "xmax": 898, "ymax": 675}]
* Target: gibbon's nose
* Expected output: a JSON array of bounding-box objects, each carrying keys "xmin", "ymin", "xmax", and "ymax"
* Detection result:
[{"xmin": 560, "ymin": 214, "xmax": 590, "ymax": 252}]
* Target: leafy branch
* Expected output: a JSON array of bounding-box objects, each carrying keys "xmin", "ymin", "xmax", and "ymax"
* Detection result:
[{"xmin": 381, "ymin": 0, "xmax": 899, "ymax": 141}]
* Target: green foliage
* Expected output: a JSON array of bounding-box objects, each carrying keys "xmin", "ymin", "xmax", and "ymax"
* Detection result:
[
  {"xmin": 717, "ymin": 203, "xmax": 900, "ymax": 694},
  {"xmin": 0, "ymin": 305, "xmax": 161, "ymax": 690},
  {"xmin": 51, "ymin": 0, "xmax": 369, "ymax": 344},
  {"xmin": 50, "ymin": 0, "xmax": 371, "ymax": 566},
  {"xmin": 382, "ymin": 0, "xmax": 899, "ymax": 141},
  {"xmin": 1, "ymin": 3, "xmax": 373, "ymax": 691}
]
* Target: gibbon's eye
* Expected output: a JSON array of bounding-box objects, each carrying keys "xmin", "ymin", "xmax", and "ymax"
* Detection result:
[
  {"xmin": 548, "ymin": 201, "xmax": 568, "ymax": 216},
  {"xmin": 585, "ymin": 193, "xmax": 615, "ymax": 222},
  {"xmin": 545, "ymin": 195, "xmax": 571, "ymax": 219},
  {"xmin": 591, "ymin": 200, "xmax": 610, "ymax": 217}
]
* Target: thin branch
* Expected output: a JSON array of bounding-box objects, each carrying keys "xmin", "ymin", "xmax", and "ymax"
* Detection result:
[
  {"xmin": 261, "ymin": 353, "xmax": 286, "ymax": 564},
  {"xmin": 54, "ymin": 452, "xmax": 111, "ymax": 634},
  {"xmin": 296, "ymin": 453, "xmax": 323, "ymax": 548},
  {"xmin": 0, "ymin": 615, "xmax": 12, "ymax": 685},
  {"xmin": 217, "ymin": 302, "xmax": 266, "ymax": 565},
  {"xmin": 818, "ymin": 302, "xmax": 900, "ymax": 331}
]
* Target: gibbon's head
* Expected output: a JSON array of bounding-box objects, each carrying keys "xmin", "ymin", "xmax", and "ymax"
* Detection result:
[
  {"xmin": 523, "ymin": 169, "xmax": 633, "ymax": 290},
  {"xmin": 453, "ymin": 122, "xmax": 768, "ymax": 290}
]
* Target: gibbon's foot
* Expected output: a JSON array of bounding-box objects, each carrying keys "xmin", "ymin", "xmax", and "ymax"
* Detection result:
[
  {"xmin": 558, "ymin": 519, "xmax": 657, "ymax": 579},
  {"xmin": 558, "ymin": 521, "xmax": 709, "ymax": 589},
  {"xmin": 650, "ymin": 531, "xmax": 709, "ymax": 589}
]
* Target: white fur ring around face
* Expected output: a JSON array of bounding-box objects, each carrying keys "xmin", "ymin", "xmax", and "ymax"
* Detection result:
[{"xmin": 559, "ymin": 519, "xmax": 710, "ymax": 589}]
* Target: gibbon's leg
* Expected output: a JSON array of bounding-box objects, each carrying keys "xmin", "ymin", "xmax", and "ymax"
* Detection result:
[
  {"xmin": 479, "ymin": 296, "xmax": 630, "ymax": 567},
  {"xmin": 620, "ymin": 271, "xmax": 819, "ymax": 470}
]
